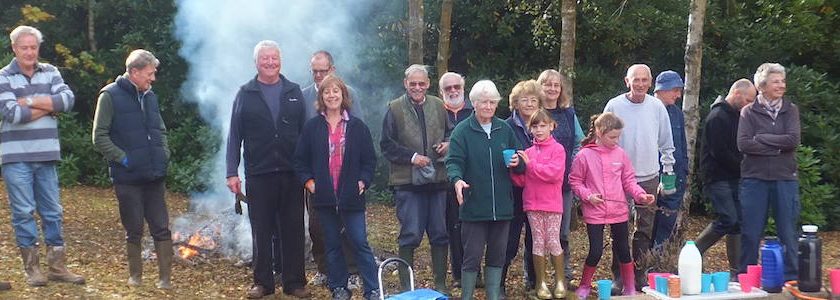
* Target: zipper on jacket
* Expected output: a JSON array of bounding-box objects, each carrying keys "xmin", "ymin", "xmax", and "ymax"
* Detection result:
[{"xmin": 488, "ymin": 136, "xmax": 497, "ymax": 221}]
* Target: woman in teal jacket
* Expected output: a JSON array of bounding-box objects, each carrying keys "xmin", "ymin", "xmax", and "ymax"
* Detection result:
[{"xmin": 445, "ymin": 80, "xmax": 525, "ymax": 300}]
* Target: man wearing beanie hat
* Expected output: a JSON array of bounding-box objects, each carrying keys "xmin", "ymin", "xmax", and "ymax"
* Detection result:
[{"xmin": 651, "ymin": 70, "xmax": 689, "ymax": 249}]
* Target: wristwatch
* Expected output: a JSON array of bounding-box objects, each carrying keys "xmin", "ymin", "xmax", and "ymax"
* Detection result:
[{"xmin": 25, "ymin": 97, "xmax": 33, "ymax": 106}]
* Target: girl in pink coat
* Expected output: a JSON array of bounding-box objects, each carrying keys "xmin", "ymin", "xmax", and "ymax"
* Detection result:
[
  {"xmin": 511, "ymin": 109, "xmax": 567, "ymax": 299},
  {"xmin": 568, "ymin": 112, "xmax": 655, "ymax": 298}
]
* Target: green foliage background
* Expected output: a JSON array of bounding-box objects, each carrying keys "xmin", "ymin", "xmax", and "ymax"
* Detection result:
[{"xmin": 1, "ymin": 1, "xmax": 838, "ymax": 227}]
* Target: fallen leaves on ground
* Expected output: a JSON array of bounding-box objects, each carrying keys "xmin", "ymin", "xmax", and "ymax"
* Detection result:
[{"xmin": 1, "ymin": 186, "xmax": 839, "ymax": 299}]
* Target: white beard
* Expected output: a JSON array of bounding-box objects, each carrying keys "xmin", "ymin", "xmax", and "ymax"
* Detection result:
[{"xmin": 445, "ymin": 95, "xmax": 464, "ymax": 107}]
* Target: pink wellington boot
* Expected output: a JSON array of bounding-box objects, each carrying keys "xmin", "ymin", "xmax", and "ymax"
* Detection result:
[
  {"xmin": 576, "ymin": 264, "xmax": 597, "ymax": 299},
  {"xmin": 620, "ymin": 262, "xmax": 637, "ymax": 296}
]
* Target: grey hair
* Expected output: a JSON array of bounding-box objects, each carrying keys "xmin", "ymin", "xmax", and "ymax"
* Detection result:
[
  {"xmin": 125, "ymin": 49, "xmax": 159, "ymax": 72},
  {"xmin": 404, "ymin": 64, "xmax": 429, "ymax": 79},
  {"xmin": 469, "ymin": 80, "xmax": 502, "ymax": 103},
  {"xmin": 753, "ymin": 63, "xmax": 786, "ymax": 88},
  {"xmin": 10, "ymin": 25, "xmax": 43, "ymax": 45},
  {"xmin": 625, "ymin": 64, "xmax": 652, "ymax": 79},
  {"xmin": 253, "ymin": 40, "xmax": 282, "ymax": 62},
  {"xmin": 438, "ymin": 72, "xmax": 464, "ymax": 88}
]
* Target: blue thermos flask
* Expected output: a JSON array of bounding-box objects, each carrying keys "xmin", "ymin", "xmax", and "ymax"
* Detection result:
[{"xmin": 761, "ymin": 236, "xmax": 785, "ymax": 293}]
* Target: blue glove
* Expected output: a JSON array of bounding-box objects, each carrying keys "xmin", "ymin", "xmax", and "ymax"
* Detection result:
[{"xmin": 121, "ymin": 157, "xmax": 129, "ymax": 167}]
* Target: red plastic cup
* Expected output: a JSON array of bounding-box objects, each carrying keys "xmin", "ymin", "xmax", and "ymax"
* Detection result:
[
  {"xmin": 738, "ymin": 273, "xmax": 753, "ymax": 293},
  {"xmin": 747, "ymin": 265, "xmax": 762, "ymax": 288},
  {"xmin": 830, "ymin": 268, "xmax": 840, "ymax": 297}
]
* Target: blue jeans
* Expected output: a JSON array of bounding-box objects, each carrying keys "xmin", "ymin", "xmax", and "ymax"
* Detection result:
[
  {"xmin": 3, "ymin": 162, "xmax": 64, "ymax": 248},
  {"xmin": 707, "ymin": 180, "xmax": 742, "ymax": 235},
  {"xmin": 653, "ymin": 175, "xmax": 686, "ymax": 248},
  {"xmin": 738, "ymin": 178, "xmax": 800, "ymax": 280},
  {"xmin": 395, "ymin": 190, "xmax": 448, "ymax": 248},
  {"xmin": 316, "ymin": 208, "xmax": 378, "ymax": 296}
]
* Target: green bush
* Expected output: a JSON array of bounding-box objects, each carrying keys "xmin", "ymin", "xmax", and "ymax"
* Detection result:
[{"xmin": 765, "ymin": 146, "xmax": 836, "ymax": 235}]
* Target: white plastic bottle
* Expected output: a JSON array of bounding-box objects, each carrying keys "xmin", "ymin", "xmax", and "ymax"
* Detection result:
[{"xmin": 678, "ymin": 240, "xmax": 703, "ymax": 295}]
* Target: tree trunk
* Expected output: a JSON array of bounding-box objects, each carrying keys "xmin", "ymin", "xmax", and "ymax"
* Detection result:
[
  {"xmin": 435, "ymin": 0, "xmax": 453, "ymax": 76},
  {"xmin": 682, "ymin": 0, "xmax": 707, "ymax": 211},
  {"xmin": 87, "ymin": 0, "xmax": 97, "ymax": 52},
  {"xmin": 408, "ymin": 0, "xmax": 424, "ymax": 65},
  {"xmin": 559, "ymin": 0, "xmax": 576, "ymax": 103}
]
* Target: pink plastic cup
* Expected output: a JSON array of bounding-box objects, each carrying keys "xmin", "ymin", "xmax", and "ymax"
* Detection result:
[
  {"xmin": 747, "ymin": 265, "xmax": 762, "ymax": 287},
  {"xmin": 738, "ymin": 273, "xmax": 753, "ymax": 293},
  {"xmin": 830, "ymin": 268, "xmax": 840, "ymax": 297},
  {"xmin": 648, "ymin": 273, "xmax": 671, "ymax": 289}
]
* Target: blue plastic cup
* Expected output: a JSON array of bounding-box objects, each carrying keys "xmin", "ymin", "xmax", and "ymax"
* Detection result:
[
  {"xmin": 597, "ymin": 279, "xmax": 612, "ymax": 300},
  {"xmin": 502, "ymin": 149, "xmax": 516, "ymax": 165},
  {"xmin": 656, "ymin": 276, "xmax": 669, "ymax": 294},
  {"xmin": 712, "ymin": 272, "xmax": 730, "ymax": 292},
  {"xmin": 701, "ymin": 273, "xmax": 713, "ymax": 293}
]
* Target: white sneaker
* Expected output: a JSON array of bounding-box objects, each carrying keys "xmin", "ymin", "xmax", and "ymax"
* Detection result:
[
  {"xmin": 347, "ymin": 274, "xmax": 362, "ymax": 290},
  {"xmin": 309, "ymin": 272, "xmax": 328, "ymax": 286}
]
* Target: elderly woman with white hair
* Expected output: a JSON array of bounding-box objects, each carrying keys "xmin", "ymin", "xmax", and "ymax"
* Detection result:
[
  {"xmin": 446, "ymin": 80, "xmax": 525, "ymax": 300},
  {"xmin": 736, "ymin": 63, "xmax": 801, "ymax": 283}
]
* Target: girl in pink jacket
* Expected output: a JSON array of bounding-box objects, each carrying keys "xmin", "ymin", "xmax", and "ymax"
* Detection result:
[
  {"xmin": 568, "ymin": 112, "xmax": 655, "ymax": 298},
  {"xmin": 511, "ymin": 109, "xmax": 567, "ymax": 299}
]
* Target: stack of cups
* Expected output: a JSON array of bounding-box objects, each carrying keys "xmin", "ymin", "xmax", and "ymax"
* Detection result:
[
  {"xmin": 829, "ymin": 269, "xmax": 840, "ymax": 299},
  {"xmin": 656, "ymin": 275, "xmax": 670, "ymax": 295},
  {"xmin": 701, "ymin": 273, "xmax": 712, "ymax": 293},
  {"xmin": 596, "ymin": 280, "xmax": 612, "ymax": 300}
]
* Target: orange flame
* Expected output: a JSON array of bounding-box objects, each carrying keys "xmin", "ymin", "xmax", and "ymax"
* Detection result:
[{"xmin": 177, "ymin": 231, "xmax": 217, "ymax": 259}]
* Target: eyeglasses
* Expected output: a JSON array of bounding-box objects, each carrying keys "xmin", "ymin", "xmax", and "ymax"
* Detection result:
[
  {"xmin": 542, "ymin": 83, "xmax": 562, "ymax": 89},
  {"xmin": 443, "ymin": 84, "xmax": 462, "ymax": 91},
  {"xmin": 407, "ymin": 81, "xmax": 429, "ymax": 88},
  {"xmin": 312, "ymin": 69, "xmax": 331, "ymax": 75}
]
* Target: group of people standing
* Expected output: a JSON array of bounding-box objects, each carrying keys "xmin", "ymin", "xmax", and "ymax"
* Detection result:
[{"xmin": 0, "ymin": 24, "xmax": 802, "ymax": 300}]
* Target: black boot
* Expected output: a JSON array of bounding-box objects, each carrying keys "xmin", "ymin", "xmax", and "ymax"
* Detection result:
[
  {"xmin": 695, "ymin": 224, "xmax": 724, "ymax": 254},
  {"xmin": 127, "ymin": 242, "xmax": 143, "ymax": 286},
  {"xmin": 154, "ymin": 240, "xmax": 173, "ymax": 289},
  {"xmin": 726, "ymin": 234, "xmax": 741, "ymax": 277}
]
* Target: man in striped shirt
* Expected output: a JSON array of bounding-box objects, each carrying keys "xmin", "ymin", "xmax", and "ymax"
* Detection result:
[{"xmin": 0, "ymin": 25, "xmax": 83, "ymax": 287}]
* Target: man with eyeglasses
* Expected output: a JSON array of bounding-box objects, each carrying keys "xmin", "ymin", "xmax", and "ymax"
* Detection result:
[
  {"xmin": 301, "ymin": 50, "xmax": 364, "ymax": 121},
  {"xmin": 438, "ymin": 72, "xmax": 473, "ymax": 288},
  {"xmin": 381, "ymin": 64, "xmax": 453, "ymax": 293}
]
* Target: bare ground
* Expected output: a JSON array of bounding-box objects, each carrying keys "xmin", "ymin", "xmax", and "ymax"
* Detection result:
[{"xmin": 1, "ymin": 185, "xmax": 838, "ymax": 299}]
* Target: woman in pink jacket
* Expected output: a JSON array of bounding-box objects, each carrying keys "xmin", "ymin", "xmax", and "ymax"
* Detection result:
[
  {"xmin": 568, "ymin": 112, "xmax": 655, "ymax": 298},
  {"xmin": 511, "ymin": 109, "xmax": 567, "ymax": 299}
]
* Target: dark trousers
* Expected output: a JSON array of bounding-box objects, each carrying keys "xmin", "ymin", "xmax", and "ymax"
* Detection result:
[
  {"xmin": 395, "ymin": 190, "xmax": 448, "ymax": 248},
  {"xmin": 505, "ymin": 188, "xmax": 535, "ymax": 286},
  {"xmin": 586, "ymin": 222, "xmax": 631, "ymax": 267},
  {"xmin": 462, "ymin": 220, "xmax": 510, "ymax": 272},
  {"xmin": 273, "ymin": 212, "xmax": 283, "ymax": 274},
  {"xmin": 246, "ymin": 172, "xmax": 306, "ymax": 294},
  {"xmin": 707, "ymin": 180, "xmax": 742, "ymax": 235},
  {"xmin": 316, "ymin": 208, "xmax": 378, "ymax": 295},
  {"xmin": 308, "ymin": 193, "xmax": 357, "ymax": 275},
  {"xmin": 652, "ymin": 175, "xmax": 686, "ymax": 248},
  {"xmin": 115, "ymin": 179, "xmax": 170, "ymax": 244},
  {"xmin": 738, "ymin": 179, "xmax": 800, "ymax": 280},
  {"xmin": 445, "ymin": 187, "xmax": 464, "ymax": 280}
]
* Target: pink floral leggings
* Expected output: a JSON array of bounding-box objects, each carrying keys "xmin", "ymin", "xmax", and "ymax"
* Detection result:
[{"xmin": 526, "ymin": 210, "xmax": 563, "ymax": 257}]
